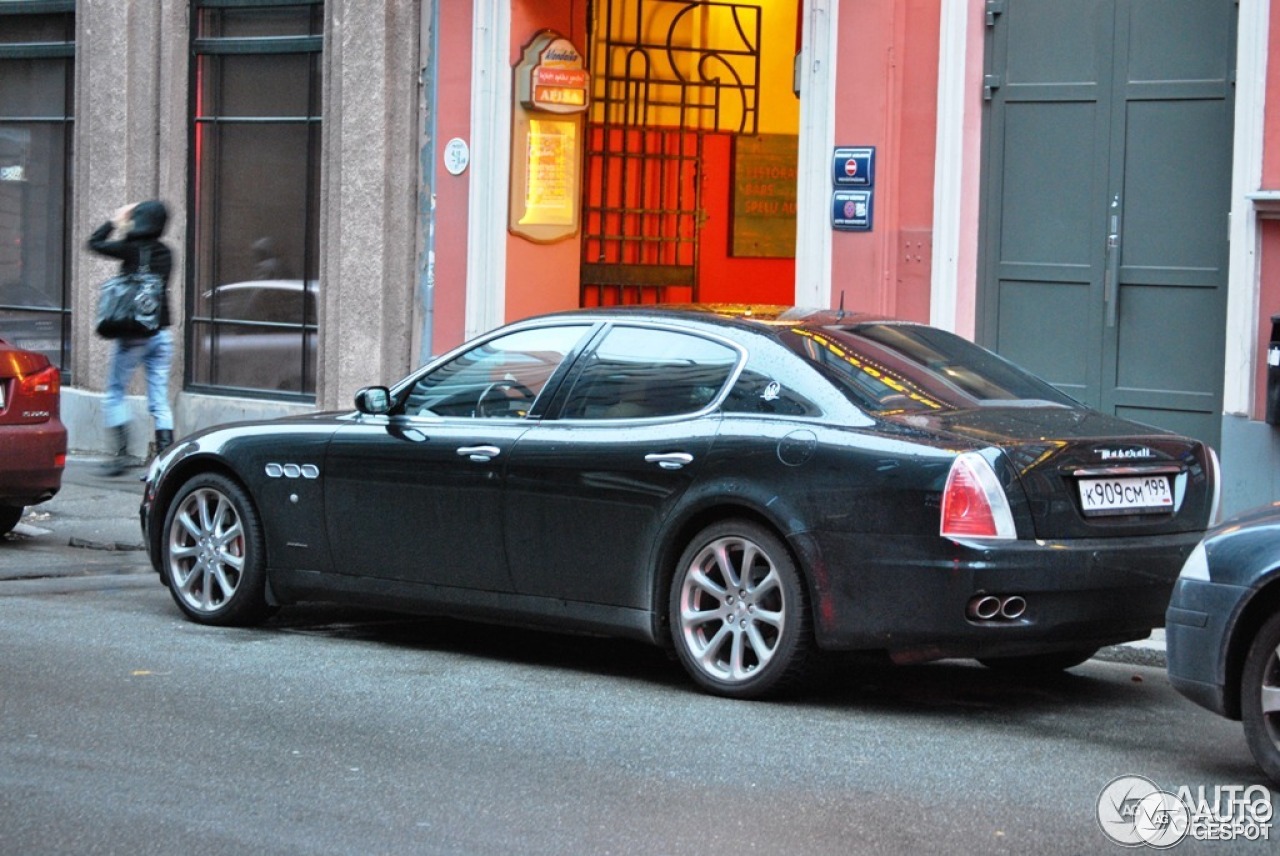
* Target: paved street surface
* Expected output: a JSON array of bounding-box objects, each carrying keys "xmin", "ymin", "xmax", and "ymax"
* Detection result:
[
  {"xmin": 1, "ymin": 457, "xmax": 151, "ymax": 582},
  {"xmin": 0, "ymin": 459, "xmax": 1270, "ymax": 855}
]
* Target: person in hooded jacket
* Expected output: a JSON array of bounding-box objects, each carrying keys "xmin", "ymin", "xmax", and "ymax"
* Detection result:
[{"xmin": 88, "ymin": 200, "xmax": 175, "ymax": 476}]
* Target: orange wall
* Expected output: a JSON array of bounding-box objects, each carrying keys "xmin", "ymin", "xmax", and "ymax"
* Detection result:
[
  {"xmin": 698, "ymin": 133, "xmax": 795, "ymax": 303},
  {"xmin": 505, "ymin": 1, "xmax": 585, "ymax": 324},
  {"xmin": 831, "ymin": 0, "xmax": 940, "ymax": 320}
]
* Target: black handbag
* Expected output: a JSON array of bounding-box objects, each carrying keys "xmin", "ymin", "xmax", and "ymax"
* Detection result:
[{"xmin": 95, "ymin": 247, "xmax": 163, "ymax": 339}]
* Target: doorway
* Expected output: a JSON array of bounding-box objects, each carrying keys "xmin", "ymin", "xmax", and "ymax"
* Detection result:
[
  {"xmin": 978, "ymin": 0, "xmax": 1236, "ymax": 449},
  {"xmin": 580, "ymin": 0, "xmax": 799, "ymax": 306}
]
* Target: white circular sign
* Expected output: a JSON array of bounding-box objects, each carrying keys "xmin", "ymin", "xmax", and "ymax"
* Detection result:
[{"xmin": 443, "ymin": 138, "xmax": 469, "ymax": 176}]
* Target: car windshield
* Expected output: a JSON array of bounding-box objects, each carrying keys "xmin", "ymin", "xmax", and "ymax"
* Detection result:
[{"xmin": 780, "ymin": 322, "xmax": 1077, "ymax": 414}]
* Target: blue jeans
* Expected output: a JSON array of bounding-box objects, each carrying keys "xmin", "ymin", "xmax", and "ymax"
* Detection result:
[{"xmin": 104, "ymin": 328, "xmax": 174, "ymax": 431}]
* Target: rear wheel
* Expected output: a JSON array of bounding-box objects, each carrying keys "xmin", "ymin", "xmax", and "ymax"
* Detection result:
[
  {"xmin": 0, "ymin": 505, "xmax": 23, "ymax": 536},
  {"xmin": 161, "ymin": 472, "xmax": 273, "ymax": 626},
  {"xmin": 669, "ymin": 520, "xmax": 812, "ymax": 699},
  {"xmin": 978, "ymin": 648, "xmax": 1098, "ymax": 674},
  {"xmin": 1241, "ymin": 612, "xmax": 1280, "ymax": 784}
]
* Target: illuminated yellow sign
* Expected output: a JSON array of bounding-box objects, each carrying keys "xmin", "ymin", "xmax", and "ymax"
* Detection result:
[
  {"xmin": 520, "ymin": 119, "xmax": 577, "ymax": 227},
  {"xmin": 511, "ymin": 32, "xmax": 585, "ymax": 242}
]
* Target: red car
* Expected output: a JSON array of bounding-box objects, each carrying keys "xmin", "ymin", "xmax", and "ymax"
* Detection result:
[{"xmin": 0, "ymin": 337, "xmax": 66, "ymax": 535}]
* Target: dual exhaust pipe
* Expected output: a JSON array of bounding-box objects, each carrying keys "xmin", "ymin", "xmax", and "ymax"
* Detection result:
[{"xmin": 967, "ymin": 594, "xmax": 1026, "ymax": 622}]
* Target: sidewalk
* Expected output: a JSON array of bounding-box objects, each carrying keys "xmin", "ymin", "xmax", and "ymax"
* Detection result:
[
  {"xmin": 3, "ymin": 455, "xmax": 1168, "ymax": 668},
  {"xmin": 0, "ymin": 455, "xmax": 151, "ymax": 582}
]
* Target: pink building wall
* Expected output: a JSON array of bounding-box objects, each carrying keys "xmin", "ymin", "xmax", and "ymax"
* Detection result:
[
  {"xmin": 1255, "ymin": 1, "xmax": 1280, "ymax": 419},
  {"xmin": 434, "ymin": 0, "xmax": 949, "ymax": 350},
  {"xmin": 431, "ymin": 3, "xmax": 475, "ymax": 354},
  {"xmin": 830, "ymin": 0, "xmax": 941, "ymax": 321}
]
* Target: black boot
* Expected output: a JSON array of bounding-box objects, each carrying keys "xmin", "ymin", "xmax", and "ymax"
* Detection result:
[
  {"xmin": 155, "ymin": 429, "xmax": 174, "ymax": 455},
  {"xmin": 100, "ymin": 424, "xmax": 130, "ymax": 477}
]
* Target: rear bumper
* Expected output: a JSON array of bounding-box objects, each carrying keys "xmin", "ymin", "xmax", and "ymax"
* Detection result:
[
  {"xmin": 0, "ymin": 420, "xmax": 66, "ymax": 506},
  {"xmin": 795, "ymin": 528, "xmax": 1203, "ymax": 662},
  {"xmin": 1165, "ymin": 577, "xmax": 1249, "ymax": 718}
]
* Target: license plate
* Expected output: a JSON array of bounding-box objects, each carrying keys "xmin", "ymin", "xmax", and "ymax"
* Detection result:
[{"xmin": 1078, "ymin": 475, "xmax": 1174, "ymax": 516}]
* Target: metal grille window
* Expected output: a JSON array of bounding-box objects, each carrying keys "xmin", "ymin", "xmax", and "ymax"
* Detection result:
[
  {"xmin": 581, "ymin": 0, "xmax": 762, "ymax": 307},
  {"xmin": 0, "ymin": 1, "xmax": 75, "ymax": 376},
  {"xmin": 190, "ymin": 0, "xmax": 321, "ymax": 398}
]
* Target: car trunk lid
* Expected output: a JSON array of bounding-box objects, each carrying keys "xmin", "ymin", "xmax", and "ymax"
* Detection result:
[
  {"xmin": 886, "ymin": 406, "xmax": 1215, "ymax": 538},
  {"xmin": 0, "ymin": 342, "xmax": 61, "ymax": 426}
]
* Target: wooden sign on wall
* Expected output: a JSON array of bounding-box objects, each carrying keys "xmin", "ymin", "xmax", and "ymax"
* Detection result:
[{"xmin": 730, "ymin": 134, "xmax": 798, "ymax": 258}]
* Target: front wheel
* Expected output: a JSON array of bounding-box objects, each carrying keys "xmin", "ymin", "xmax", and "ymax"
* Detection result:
[
  {"xmin": 669, "ymin": 520, "xmax": 812, "ymax": 699},
  {"xmin": 1241, "ymin": 612, "xmax": 1280, "ymax": 785},
  {"xmin": 161, "ymin": 472, "xmax": 273, "ymax": 626},
  {"xmin": 977, "ymin": 648, "xmax": 1098, "ymax": 674}
]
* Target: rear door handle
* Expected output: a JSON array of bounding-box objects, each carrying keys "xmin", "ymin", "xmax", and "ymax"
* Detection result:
[
  {"xmin": 645, "ymin": 452, "xmax": 694, "ymax": 470},
  {"xmin": 457, "ymin": 445, "xmax": 501, "ymax": 462}
]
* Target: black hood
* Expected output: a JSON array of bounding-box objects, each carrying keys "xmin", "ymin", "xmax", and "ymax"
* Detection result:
[{"xmin": 127, "ymin": 200, "xmax": 169, "ymax": 239}]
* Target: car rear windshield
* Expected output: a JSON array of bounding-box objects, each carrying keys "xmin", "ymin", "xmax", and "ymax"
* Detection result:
[{"xmin": 780, "ymin": 323, "xmax": 1078, "ymax": 414}]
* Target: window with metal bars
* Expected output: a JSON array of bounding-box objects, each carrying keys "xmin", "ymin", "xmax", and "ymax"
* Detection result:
[
  {"xmin": 188, "ymin": 0, "xmax": 322, "ymax": 398},
  {"xmin": 0, "ymin": 0, "xmax": 75, "ymax": 378},
  {"xmin": 581, "ymin": 0, "xmax": 762, "ymax": 307}
]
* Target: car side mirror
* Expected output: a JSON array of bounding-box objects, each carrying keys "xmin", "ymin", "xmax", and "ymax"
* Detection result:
[{"xmin": 354, "ymin": 386, "xmax": 391, "ymax": 415}]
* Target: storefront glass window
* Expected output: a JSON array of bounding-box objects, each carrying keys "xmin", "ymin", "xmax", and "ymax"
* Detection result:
[
  {"xmin": 0, "ymin": 6, "xmax": 74, "ymax": 375},
  {"xmin": 190, "ymin": 1, "xmax": 322, "ymax": 398}
]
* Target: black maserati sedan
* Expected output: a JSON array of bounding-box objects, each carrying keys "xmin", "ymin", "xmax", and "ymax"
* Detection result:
[
  {"xmin": 141, "ymin": 305, "xmax": 1220, "ymax": 698},
  {"xmin": 1166, "ymin": 506, "xmax": 1280, "ymax": 784}
]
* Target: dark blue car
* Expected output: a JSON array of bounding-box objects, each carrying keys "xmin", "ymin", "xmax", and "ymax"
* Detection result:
[{"xmin": 1167, "ymin": 505, "xmax": 1280, "ymax": 784}]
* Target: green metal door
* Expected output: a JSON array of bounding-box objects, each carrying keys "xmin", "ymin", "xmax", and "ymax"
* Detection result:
[{"xmin": 978, "ymin": 0, "xmax": 1236, "ymax": 449}]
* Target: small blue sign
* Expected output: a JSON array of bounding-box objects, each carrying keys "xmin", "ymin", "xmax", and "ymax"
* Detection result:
[
  {"xmin": 832, "ymin": 190, "xmax": 873, "ymax": 231},
  {"xmin": 833, "ymin": 147, "xmax": 875, "ymax": 187}
]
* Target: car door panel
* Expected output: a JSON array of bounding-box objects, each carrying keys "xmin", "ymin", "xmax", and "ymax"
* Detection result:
[
  {"xmin": 503, "ymin": 415, "xmax": 720, "ymax": 608},
  {"xmin": 323, "ymin": 418, "xmax": 527, "ymax": 591}
]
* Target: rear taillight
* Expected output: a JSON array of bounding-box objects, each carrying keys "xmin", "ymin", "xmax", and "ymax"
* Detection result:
[
  {"xmin": 19, "ymin": 364, "xmax": 60, "ymax": 398},
  {"xmin": 940, "ymin": 452, "xmax": 1017, "ymax": 541}
]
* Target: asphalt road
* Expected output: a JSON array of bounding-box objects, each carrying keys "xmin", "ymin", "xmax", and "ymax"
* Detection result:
[
  {"xmin": 0, "ymin": 580, "xmax": 1274, "ymax": 855},
  {"xmin": 0, "ymin": 458, "xmax": 1268, "ymax": 855}
]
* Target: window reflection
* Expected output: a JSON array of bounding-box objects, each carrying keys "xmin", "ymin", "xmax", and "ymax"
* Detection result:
[
  {"xmin": 0, "ymin": 10, "xmax": 74, "ymax": 373},
  {"xmin": 189, "ymin": 1, "xmax": 322, "ymax": 397},
  {"xmin": 403, "ymin": 326, "xmax": 589, "ymax": 419},
  {"xmin": 561, "ymin": 326, "xmax": 739, "ymax": 419}
]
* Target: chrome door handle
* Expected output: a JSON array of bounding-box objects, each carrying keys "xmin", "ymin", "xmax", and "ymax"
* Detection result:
[
  {"xmin": 457, "ymin": 445, "xmax": 501, "ymax": 462},
  {"xmin": 645, "ymin": 452, "xmax": 694, "ymax": 470}
]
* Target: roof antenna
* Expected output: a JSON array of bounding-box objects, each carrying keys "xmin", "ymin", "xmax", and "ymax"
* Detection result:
[{"xmin": 836, "ymin": 291, "xmax": 846, "ymax": 321}]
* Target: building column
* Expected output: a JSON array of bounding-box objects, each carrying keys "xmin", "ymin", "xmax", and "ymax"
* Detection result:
[
  {"xmin": 318, "ymin": 0, "xmax": 425, "ymax": 409},
  {"xmin": 66, "ymin": 0, "xmax": 187, "ymax": 453}
]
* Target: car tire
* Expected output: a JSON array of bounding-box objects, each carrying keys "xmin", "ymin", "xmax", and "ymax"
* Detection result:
[
  {"xmin": 0, "ymin": 505, "xmax": 23, "ymax": 536},
  {"xmin": 1241, "ymin": 612, "xmax": 1280, "ymax": 784},
  {"xmin": 161, "ymin": 472, "xmax": 274, "ymax": 626},
  {"xmin": 669, "ymin": 520, "xmax": 812, "ymax": 699},
  {"xmin": 977, "ymin": 648, "xmax": 1098, "ymax": 674}
]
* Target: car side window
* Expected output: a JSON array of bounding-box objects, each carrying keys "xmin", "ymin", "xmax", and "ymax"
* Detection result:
[
  {"xmin": 401, "ymin": 325, "xmax": 589, "ymax": 418},
  {"xmin": 560, "ymin": 326, "xmax": 739, "ymax": 420}
]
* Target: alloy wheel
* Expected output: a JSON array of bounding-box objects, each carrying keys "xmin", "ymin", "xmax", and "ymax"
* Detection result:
[
  {"xmin": 677, "ymin": 534, "xmax": 787, "ymax": 683},
  {"xmin": 167, "ymin": 485, "xmax": 247, "ymax": 615}
]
